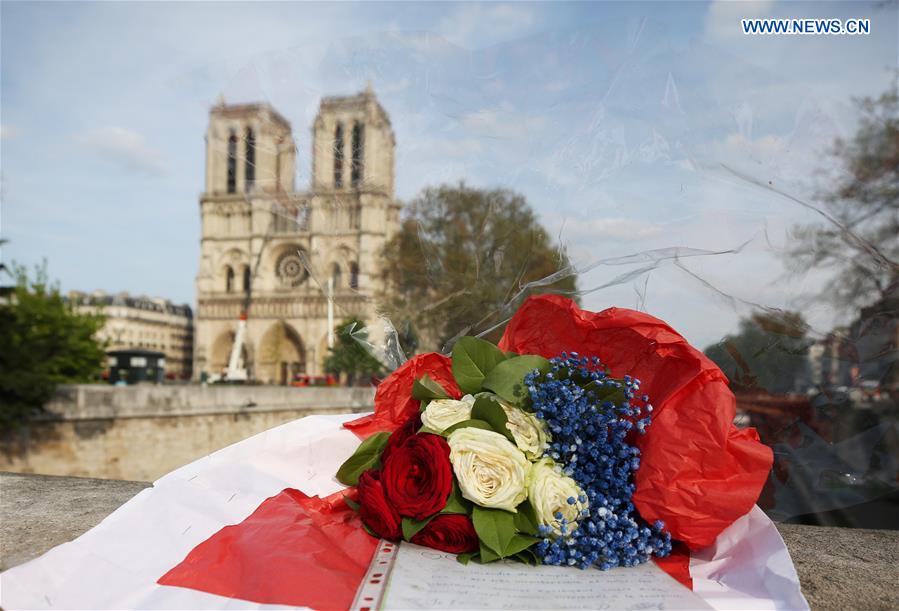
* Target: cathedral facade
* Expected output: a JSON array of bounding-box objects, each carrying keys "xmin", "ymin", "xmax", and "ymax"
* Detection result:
[{"xmin": 194, "ymin": 87, "xmax": 400, "ymax": 383}]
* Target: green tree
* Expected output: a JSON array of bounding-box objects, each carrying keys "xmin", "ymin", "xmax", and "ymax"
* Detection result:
[
  {"xmin": 324, "ymin": 317, "xmax": 386, "ymax": 386},
  {"xmin": 788, "ymin": 79, "xmax": 899, "ymax": 308},
  {"xmin": 0, "ymin": 263, "xmax": 107, "ymax": 431},
  {"xmin": 704, "ymin": 311, "xmax": 811, "ymax": 394},
  {"xmin": 380, "ymin": 183, "xmax": 578, "ymax": 351}
]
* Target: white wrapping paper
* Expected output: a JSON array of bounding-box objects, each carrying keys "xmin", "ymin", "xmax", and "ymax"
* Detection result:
[{"xmin": 1, "ymin": 413, "xmax": 807, "ymax": 610}]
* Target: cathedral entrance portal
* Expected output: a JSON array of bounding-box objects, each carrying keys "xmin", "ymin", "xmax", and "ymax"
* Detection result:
[
  {"xmin": 258, "ymin": 322, "xmax": 305, "ymax": 385},
  {"xmin": 210, "ymin": 330, "xmax": 250, "ymax": 378}
]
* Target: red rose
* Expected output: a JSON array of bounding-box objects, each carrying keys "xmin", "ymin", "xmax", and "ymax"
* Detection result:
[
  {"xmin": 411, "ymin": 514, "xmax": 479, "ymax": 554},
  {"xmin": 382, "ymin": 434, "xmax": 452, "ymax": 520},
  {"xmin": 356, "ymin": 470, "xmax": 401, "ymax": 540},
  {"xmin": 381, "ymin": 412, "xmax": 421, "ymax": 465}
]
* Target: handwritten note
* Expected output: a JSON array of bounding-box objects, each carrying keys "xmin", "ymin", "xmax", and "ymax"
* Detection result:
[{"xmin": 382, "ymin": 543, "xmax": 712, "ymax": 610}]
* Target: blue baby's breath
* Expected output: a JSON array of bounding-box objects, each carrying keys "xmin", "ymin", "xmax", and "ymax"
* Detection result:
[{"xmin": 527, "ymin": 354, "xmax": 672, "ymax": 570}]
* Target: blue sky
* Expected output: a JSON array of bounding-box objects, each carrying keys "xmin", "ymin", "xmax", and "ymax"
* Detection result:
[{"xmin": 2, "ymin": 1, "xmax": 896, "ymax": 349}]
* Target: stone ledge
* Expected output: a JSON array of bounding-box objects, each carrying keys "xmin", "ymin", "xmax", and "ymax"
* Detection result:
[
  {"xmin": 0, "ymin": 472, "xmax": 150, "ymax": 571},
  {"xmin": 2, "ymin": 472, "xmax": 898, "ymax": 610},
  {"xmin": 44, "ymin": 384, "xmax": 377, "ymax": 421}
]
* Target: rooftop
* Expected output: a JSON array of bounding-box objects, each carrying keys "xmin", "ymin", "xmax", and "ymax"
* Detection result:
[
  {"xmin": 67, "ymin": 290, "xmax": 193, "ymax": 318},
  {"xmin": 210, "ymin": 100, "xmax": 292, "ymax": 132},
  {"xmin": 319, "ymin": 85, "xmax": 392, "ymax": 128}
]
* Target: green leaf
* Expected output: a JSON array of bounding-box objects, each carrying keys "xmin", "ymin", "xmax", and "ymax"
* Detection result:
[
  {"xmin": 472, "ymin": 505, "xmax": 516, "ymax": 556},
  {"xmin": 335, "ymin": 432, "xmax": 390, "ymax": 486},
  {"xmin": 512, "ymin": 548, "xmax": 540, "ymax": 566},
  {"xmin": 441, "ymin": 418, "xmax": 494, "ymax": 436},
  {"xmin": 503, "ymin": 534, "xmax": 539, "ymax": 557},
  {"xmin": 513, "ymin": 500, "xmax": 539, "ymax": 536},
  {"xmin": 482, "ymin": 355, "xmax": 551, "ymax": 406},
  {"xmin": 343, "ymin": 495, "xmax": 360, "ymax": 513},
  {"xmin": 417, "ymin": 425, "xmax": 442, "ymax": 435},
  {"xmin": 456, "ymin": 552, "xmax": 478, "ymax": 565},
  {"xmin": 441, "ymin": 481, "xmax": 471, "ymax": 515},
  {"xmin": 478, "ymin": 541, "xmax": 501, "ymax": 563},
  {"xmin": 361, "ymin": 521, "xmax": 380, "ymax": 539},
  {"xmin": 451, "ymin": 336, "xmax": 507, "ymax": 394},
  {"xmin": 401, "ymin": 516, "xmax": 434, "ymax": 541},
  {"xmin": 470, "ymin": 397, "xmax": 515, "ymax": 444},
  {"xmin": 412, "ymin": 375, "xmax": 451, "ymax": 401}
]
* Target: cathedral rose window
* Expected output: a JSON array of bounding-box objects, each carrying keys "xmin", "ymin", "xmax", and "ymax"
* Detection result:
[{"xmin": 275, "ymin": 251, "xmax": 310, "ymax": 287}]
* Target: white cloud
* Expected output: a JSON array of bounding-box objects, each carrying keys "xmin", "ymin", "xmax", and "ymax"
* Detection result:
[
  {"xmin": 427, "ymin": 138, "xmax": 484, "ymax": 157},
  {"xmin": 720, "ymin": 132, "xmax": 788, "ymax": 161},
  {"xmin": 73, "ymin": 127, "xmax": 168, "ymax": 176},
  {"xmin": 544, "ymin": 79, "xmax": 572, "ymax": 93},
  {"xmin": 392, "ymin": 31, "xmax": 459, "ymax": 56},
  {"xmin": 0, "ymin": 124, "xmax": 20, "ymax": 140},
  {"xmin": 437, "ymin": 3, "xmax": 537, "ymax": 48},
  {"xmin": 461, "ymin": 104, "xmax": 545, "ymax": 139},
  {"xmin": 557, "ymin": 217, "xmax": 665, "ymax": 242},
  {"xmin": 704, "ymin": 0, "xmax": 775, "ymax": 42},
  {"xmin": 394, "ymin": 136, "xmax": 485, "ymax": 193},
  {"xmin": 698, "ymin": 98, "xmax": 845, "ymax": 191},
  {"xmin": 378, "ymin": 76, "xmax": 412, "ymax": 95}
]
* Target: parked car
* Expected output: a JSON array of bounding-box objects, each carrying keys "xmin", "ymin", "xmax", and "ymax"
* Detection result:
[{"xmin": 291, "ymin": 374, "xmax": 338, "ymax": 387}]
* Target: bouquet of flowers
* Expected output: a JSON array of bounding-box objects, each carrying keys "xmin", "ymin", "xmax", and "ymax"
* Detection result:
[
  {"xmin": 338, "ymin": 295, "xmax": 773, "ymax": 571},
  {"xmin": 149, "ymin": 295, "xmax": 779, "ymax": 609}
]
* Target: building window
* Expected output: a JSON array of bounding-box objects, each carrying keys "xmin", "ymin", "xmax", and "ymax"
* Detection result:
[
  {"xmin": 333, "ymin": 123, "xmax": 344, "ymax": 188},
  {"xmin": 227, "ymin": 131, "xmax": 237, "ymax": 193},
  {"xmin": 243, "ymin": 265, "xmax": 251, "ymax": 293},
  {"xmin": 349, "ymin": 204, "xmax": 361, "ymax": 229},
  {"xmin": 275, "ymin": 136, "xmax": 283, "ymax": 191},
  {"xmin": 351, "ymin": 122, "xmax": 364, "ymax": 187},
  {"xmin": 349, "ymin": 262, "xmax": 359, "ymax": 289},
  {"xmin": 225, "ymin": 266, "xmax": 234, "ymax": 292},
  {"xmin": 245, "ymin": 128, "xmax": 255, "ymax": 192},
  {"xmin": 331, "ymin": 263, "xmax": 341, "ymax": 291}
]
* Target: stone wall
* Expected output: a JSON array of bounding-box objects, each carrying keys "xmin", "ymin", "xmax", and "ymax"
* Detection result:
[{"xmin": 0, "ymin": 384, "xmax": 374, "ymax": 481}]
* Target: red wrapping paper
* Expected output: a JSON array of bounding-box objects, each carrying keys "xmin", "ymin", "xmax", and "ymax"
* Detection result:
[
  {"xmin": 345, "ymin": 352, "xmax": 461, "ymax": 438},
  {"xmin": 497, "ymin": 295, "xmax": 773, "ymax": 549},
  {"xmin": 158, "ymin": 489, "xmax": 378, "ymax": 609},
  {"xmin": 653, "ymin": 542, "xmax": 693, "ymax": 590}
]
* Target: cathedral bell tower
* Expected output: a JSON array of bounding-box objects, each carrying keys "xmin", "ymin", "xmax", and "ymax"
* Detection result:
[
  {"xmin": 311, "ymin": 84, "xmax": 395, "ymax": 197},
  {"xmin": 205, "ymin": 100, "xmax": 296, "ymax": 196}
]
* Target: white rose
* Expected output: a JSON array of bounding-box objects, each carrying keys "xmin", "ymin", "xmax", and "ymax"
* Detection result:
[
  {"xmin": 447, "ymin": 427, "xmax": 530, "ymax": 512},
  {"xmin": 498, "ymin": 401, "xmax": 549, "ymax": 460},
  {"xmin": 527, "ymin": 458, "xmax": 588, "ymax": 535},
  {"xmin": 421, "ymin": 395, "xmax": 474, "ymax": 433}
]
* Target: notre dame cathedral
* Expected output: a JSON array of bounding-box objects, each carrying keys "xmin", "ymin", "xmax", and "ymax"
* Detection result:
[{"xmin": 194, "ymin": 86, "xmax": 400, "ymax": 383}]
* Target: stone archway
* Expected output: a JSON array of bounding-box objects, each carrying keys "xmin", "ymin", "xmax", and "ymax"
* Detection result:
[
  {"xmin": 209, "ymin": 330, "xmax": 250, "ymax": 377},
  {"xmin": 258, "ymin": 321, "xmax": 305, "ymax": 385}
]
